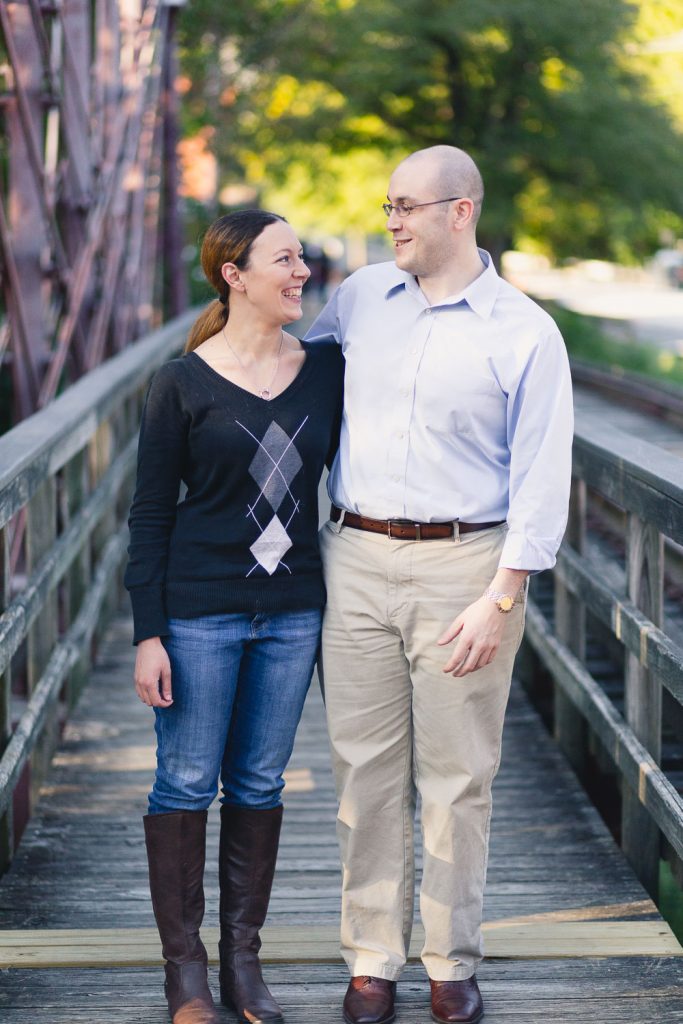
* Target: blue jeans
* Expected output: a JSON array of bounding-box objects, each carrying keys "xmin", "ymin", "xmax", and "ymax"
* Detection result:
[{"xmin": 148, "ymin": 609, "xmax": 321, "ymax": 815}]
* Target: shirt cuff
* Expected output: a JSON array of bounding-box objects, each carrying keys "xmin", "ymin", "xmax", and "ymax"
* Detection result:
[
  {"xmin": 498, "ymin": 530, "xmax": 560, "ymax": 573},
  {"xmin": 128, "ymin": 586, "xmax": 169, "ymax": 645}
]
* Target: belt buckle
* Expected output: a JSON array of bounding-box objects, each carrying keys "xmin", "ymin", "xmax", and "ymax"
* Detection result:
[{"xmin": 387, "ymin": 519, "xmax": 420, "ymax": 541}]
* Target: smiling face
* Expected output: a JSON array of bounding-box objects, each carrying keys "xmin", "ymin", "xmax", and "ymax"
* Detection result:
[
  {"xmin": 386, "ymin": 158, "xmax": 458, "ymax": 279},
  {"xmin": 224, "ymin": 220, "xmax": 311, "ymax": 325}
]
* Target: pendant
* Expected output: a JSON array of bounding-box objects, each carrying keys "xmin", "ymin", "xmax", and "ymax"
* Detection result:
[{"xmin": 260, "ymin": 388, "xmax": 272, "ymax": 400}]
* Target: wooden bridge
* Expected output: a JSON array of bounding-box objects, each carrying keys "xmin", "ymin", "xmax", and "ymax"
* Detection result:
[
  {"xmin": 2, "ymin": 0, "xmax": 683, "ymax": 1018},
  {"xmin": 0, "ymin": 314, "xmax": 682, "ymax": 1021}
]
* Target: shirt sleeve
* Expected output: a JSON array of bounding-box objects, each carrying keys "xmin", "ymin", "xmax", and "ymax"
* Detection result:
[
  {"xmin": 124, "ymin": 363, "xmax": 189, "ymax": 643},
  {"xmin": 499, "ymin": 329, "xmax": 574, "ymax": 572},
  {"xmin": 304, "ymin": 285, "xmax": 343, "ymax": 344},
  {"xmin": 325, "ymin": 343, "xmax": 345, "ymax": 470}
]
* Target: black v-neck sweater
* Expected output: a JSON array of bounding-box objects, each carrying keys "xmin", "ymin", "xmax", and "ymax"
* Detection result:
[{"xmin": 124, "ymin": 340, "xmax": 343, "ymax": 643}]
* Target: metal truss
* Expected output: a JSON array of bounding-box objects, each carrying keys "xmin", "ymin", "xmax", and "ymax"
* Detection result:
[{"xmin": 0, "ymin": 0, "xmax": 187, "ymax": 423}]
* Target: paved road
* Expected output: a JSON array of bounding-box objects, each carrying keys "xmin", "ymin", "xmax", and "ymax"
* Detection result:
[{"xmin": 508, "ymin": 266, "xmax": 683, "ymax": 353}]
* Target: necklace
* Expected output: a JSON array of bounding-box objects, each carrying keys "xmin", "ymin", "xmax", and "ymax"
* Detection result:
[{"xmin": 222, "ymin": 327, "xmax": 284, "ymax": 401}]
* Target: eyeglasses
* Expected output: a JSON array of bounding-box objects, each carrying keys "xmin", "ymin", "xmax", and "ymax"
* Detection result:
[{"xmin": 382, "ymin": 197, "xmax": 463, "ymax": 218}]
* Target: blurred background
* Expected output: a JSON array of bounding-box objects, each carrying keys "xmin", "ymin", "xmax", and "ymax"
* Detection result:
[
  {"xmin": 178, "ymin": 0, "xmax": 683, "ymax": 263},
  {"xmin": 2, "ymin": 0, "xmax": 683, "ymax": 429},
  {"xmin": 172, "ymin": 0, "xmax": 683, "ymax": 377}
]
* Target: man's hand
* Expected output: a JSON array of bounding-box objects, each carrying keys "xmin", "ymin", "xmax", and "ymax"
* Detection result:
[
  {"xmin": 437, "ymin": 567, "xmax": 528, "ymax": 677},
  {"xmin": 134, "ymin": 637, "xmax": 173, "ymax": 707},
  {"xmin": 437, "ymin": 596, "xmax": 507, "ymax": 677}
]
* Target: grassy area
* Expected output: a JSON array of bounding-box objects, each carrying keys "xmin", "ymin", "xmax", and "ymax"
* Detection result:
[
  {"xmin": 542, "ymin": 302, "xmax": 683, "ymax": 390},
  {"xmin": 660, "ymin": 860, "xmax": 683, "ymax": 944}
]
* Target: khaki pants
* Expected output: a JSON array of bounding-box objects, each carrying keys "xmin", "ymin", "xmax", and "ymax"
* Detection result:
[{"xmin": 319, "ymin": 519, "xmax": 526, "ymax": 981}]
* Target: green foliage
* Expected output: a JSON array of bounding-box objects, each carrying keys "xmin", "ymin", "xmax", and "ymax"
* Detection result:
[
  {"xmin": 660, "ymin": 859, "xmax": 683, "ymax": 944},
  {"xmin": 177, "ymin": 0, "xmax": 683, "ymax": 260}
]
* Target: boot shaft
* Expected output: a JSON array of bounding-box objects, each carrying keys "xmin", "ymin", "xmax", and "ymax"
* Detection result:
[
  {"xmin": 144, "ymin": 810, "xmax": 209, "ymax": 965},
  {"xmin": 218, "ymin": 804, "xmax": 284, "ymax": 1022},
  {"xmin": 219, "ymin": 804, "xmax": 283, "ymax": 949}
]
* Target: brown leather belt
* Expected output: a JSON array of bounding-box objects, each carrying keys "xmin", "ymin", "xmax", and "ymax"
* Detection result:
[{"xmin": 330, "ymin": 505, "xmax": 504, "ymax": 541}]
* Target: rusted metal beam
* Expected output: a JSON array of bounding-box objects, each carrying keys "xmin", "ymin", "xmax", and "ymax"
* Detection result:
[
  {"xmin": 112, "ymin": 8, "xmax": 167, "ymax": 352},
  {"xmin": 1, "ymin": 0, "xmax": 187, "ymax": 423},
  {"xmin": 161, "ymin": 1, "xmax": 188, "ymax": 318},
  {"xmin": 0, "ymin": 197, "xmax": 40, "ymax": 418},
  {"xmin": 3, "ymin": 0, "xmax": 50, "ymax": 411},
  {"xmin": 37, "ymin": 0, "xmax": 164, "ymax": 404}
]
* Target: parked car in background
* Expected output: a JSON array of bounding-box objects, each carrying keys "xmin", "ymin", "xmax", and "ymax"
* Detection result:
[{"xmin": 650, "ymin": 248, "xmax": 683, "ymax": 289}]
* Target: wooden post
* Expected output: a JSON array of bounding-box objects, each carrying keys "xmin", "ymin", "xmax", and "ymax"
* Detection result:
[
  {"xmin": 89, "ymin": 420, "xmax": 117, "ymax": 646},
  {"xmin": 0, "ymin": 526, "xmax": 12, "ymax": 870},
  {"xmin": 62, "ymin": 451, "xmax": 91, "ymax": 706},
  {"xmin": 553, "ymin": 478, "xmax": 588, "ymax": 777},
  {"xmin": 622, "ymin": 513, "xmax": 664, "ymax": 898},
  {"xmin": 25, "ymin": 478, "xmax": 59, "ymax": 809}
]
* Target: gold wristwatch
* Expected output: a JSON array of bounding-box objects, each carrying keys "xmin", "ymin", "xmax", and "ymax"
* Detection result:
[{"xmin": 485, "ymin": 588, "xmax": 515, "ymax": 613}]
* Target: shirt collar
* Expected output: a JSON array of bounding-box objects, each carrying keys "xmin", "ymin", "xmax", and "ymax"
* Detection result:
[{"xmin": 384, "ymin": 248, "xmax": 500, "ymax": 320}]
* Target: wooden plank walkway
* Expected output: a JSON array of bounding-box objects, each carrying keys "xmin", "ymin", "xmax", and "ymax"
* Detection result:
[{"xmin": 1, "ymin": 612, "xmax": 682, "ymax": 1021}]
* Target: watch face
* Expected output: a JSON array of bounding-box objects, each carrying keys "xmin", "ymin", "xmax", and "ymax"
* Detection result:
[{"xmin": 499, "ymin": 595, "xmax": 514, "ymax": 612}]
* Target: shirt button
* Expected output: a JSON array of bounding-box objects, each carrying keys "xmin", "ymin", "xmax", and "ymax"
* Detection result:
[
  {"xmin": 393, "ymin": 475, "xmax": 400, "ymax": 482},
  {"xmin": 397, "ymin": 432, "xmax": 405, "ymax": 439},
  {"xmin": 410, "ymin": 347, "xmax": 418, "ymax": 355},
  {"xmin": 401, "ymin": 388, "xmax": 409, "ymax": 397}
]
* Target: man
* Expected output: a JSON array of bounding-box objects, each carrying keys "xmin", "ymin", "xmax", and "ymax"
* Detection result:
[{"xmin": 306, "ymin": 146, "xmax": 573, "ymax": 1024}]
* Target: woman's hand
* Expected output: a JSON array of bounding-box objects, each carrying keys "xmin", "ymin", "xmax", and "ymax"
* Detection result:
[{"xmin": 134, "ymin": 637, "xmax": 173, "ymax": 707}]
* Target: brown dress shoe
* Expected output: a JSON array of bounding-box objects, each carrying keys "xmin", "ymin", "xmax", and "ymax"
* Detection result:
[
  {"xmin": 343, "ymin": 976, "xmax": 397, "ymax": 1024},
  {"xmin": 430, "ymin": 976, "xmax": 483, "ymax": 1023}
]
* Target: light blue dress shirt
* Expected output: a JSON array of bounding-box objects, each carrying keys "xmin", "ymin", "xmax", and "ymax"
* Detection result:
[{"xmin": 306, "ymin": 250, "xmax": 573, "ymax": 571}]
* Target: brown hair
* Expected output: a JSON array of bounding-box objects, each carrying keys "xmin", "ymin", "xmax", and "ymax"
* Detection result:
[{"xmin": 184, "ymin": 209, "xmax": 286, "ymax": 353}]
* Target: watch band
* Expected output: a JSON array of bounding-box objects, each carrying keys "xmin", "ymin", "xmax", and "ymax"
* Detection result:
[{"xmin": 485, "ymin": 587, "xmax": 515, "ymax": 612}]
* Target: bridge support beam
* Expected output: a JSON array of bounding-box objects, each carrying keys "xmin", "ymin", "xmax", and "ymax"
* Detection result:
[
  {"xmin": 554, "ymin": 478, "xmax": 588, "ymax": 776},
  {"xmin": 622, "ymin": 514, "xmax": 663, "ymax": 899},
  {"xmin": 0, "ymin": 528, "xmax": 11, "ymax": 871}
]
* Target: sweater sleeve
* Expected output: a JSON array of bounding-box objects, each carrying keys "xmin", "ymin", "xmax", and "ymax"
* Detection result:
[
  {"xmin": 124, "ymin": 362, "xmax": 189, "ymax": 644},
  {"xmin": 322, "ymin": 341, "xmax": 345, "ymax": 470}
]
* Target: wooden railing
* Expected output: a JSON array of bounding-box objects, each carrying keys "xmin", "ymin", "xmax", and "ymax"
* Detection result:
[
  {"xmin": 520, "ymin": 408, "xmax": 683, "ymax": 899},
  {"xmin": 0, "ymin": 312, "xmax": 194, "ymax": 869},
  {"xmin": 2, "ymin": 319, "xmax": 682, "ymax": 900}
]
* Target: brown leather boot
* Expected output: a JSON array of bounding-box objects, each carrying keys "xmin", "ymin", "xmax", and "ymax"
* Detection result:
[
  {"xmin": 144, "ymin": 811, "xmax": 218, "ymax": 1024},
  {"xmin": 218, "ymin": 804, "xmax": 284, "ymax": 1023},
  {"xmin": 430, "ymin": 977, "xmax": 483, "ymax": 1023},
  {"xmin": 343, "ymin": 976, "xmax": 397, "ymax": 1024}
]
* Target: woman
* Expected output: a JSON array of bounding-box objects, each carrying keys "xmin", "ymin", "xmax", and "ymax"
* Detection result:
[{"xmin": 125, "ymin": 210, "xmax": 343, "ymax": 1024}]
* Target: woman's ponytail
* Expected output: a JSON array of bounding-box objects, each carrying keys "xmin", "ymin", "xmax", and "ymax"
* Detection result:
[{"xmin": 185, "ymin": 298, "xmax": 228, "ymax": 353}]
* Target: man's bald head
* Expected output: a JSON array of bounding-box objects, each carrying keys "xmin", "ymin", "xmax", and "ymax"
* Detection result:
[{"xmin": 398, "ymin": 146, "xmax": 484, "ymax": 225}]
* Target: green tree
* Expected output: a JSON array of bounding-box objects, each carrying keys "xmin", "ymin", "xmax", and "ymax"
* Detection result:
[{"xmin": 178, "ymin": 0, "xmax": 683, "ymax": 262}]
